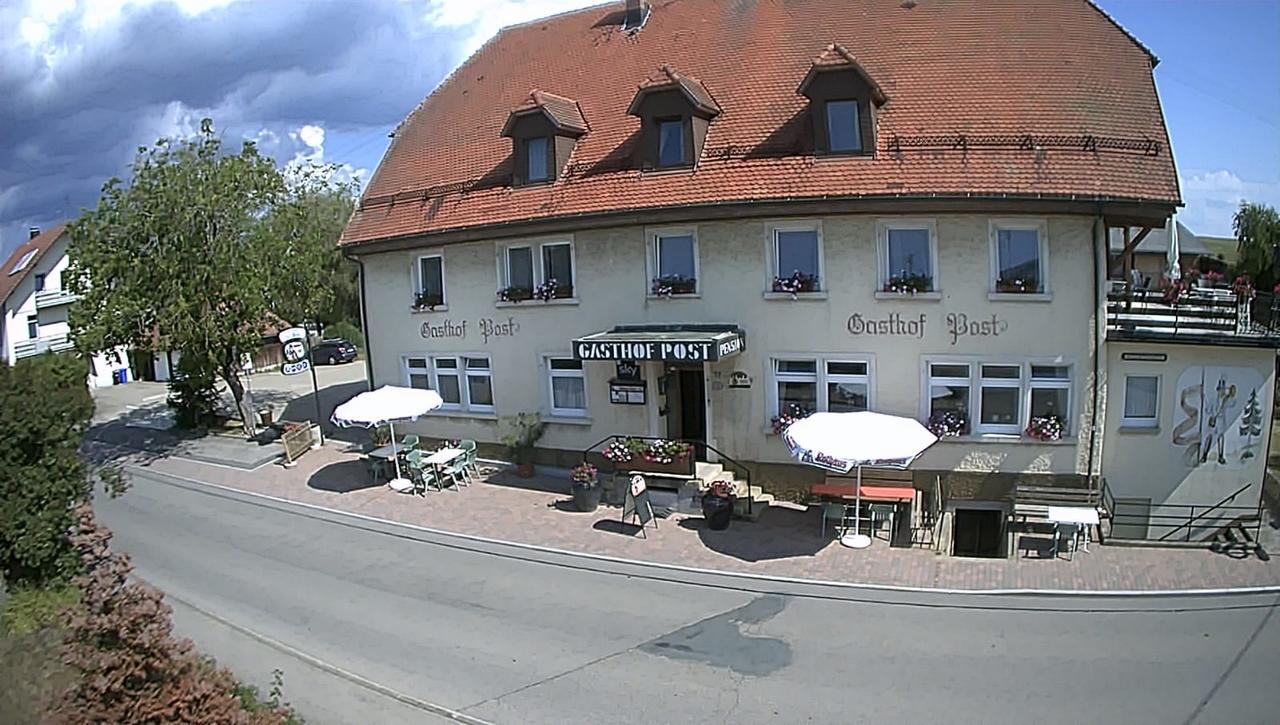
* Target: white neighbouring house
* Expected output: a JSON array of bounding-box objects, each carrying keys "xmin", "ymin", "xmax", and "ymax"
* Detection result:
[{"xmin": 0, "ymin": 225, "xmax": 131, "ymax": 388}]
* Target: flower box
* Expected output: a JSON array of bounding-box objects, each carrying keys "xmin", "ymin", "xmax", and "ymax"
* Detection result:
[
  {"xmin": 651, "ymin": 275, "xmax": 697, "ymax": 297},
  {"xmin": 602, "ymin": 437, "xmax": 696, "ymax": 476},
  {"xmin": 413, "ymin": 292, "xmax": 445, "ymax": 311},
  {"xmin": 625, "ymin": 457, "xmax": 695, "ymax": 477},
  {"xmin": 772, "ymin": 272, "xmax": 819, "ymax": 297},
  {"xmin": 995, "ymin": 277, "xmax": 1040, "ymax": 294},
  {"xmin": 498, "ymin": 286, "xmax": 534, "ymax": 303},
  {"xmin": 884, "ymin": 273, "xmax": 933, "ymax": 295}
]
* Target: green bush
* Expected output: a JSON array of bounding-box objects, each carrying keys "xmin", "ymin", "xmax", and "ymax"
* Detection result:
[
  {"xmin": 323, "ymin": 320, "xmax": 364, "ymax": 350},
  {"xmin": 0, "ymin": 354, "xmax": 95, "ymax": 586},
  {"xmin": 1, "ymin": 585, "xmax": 79, "ymax": 635}
]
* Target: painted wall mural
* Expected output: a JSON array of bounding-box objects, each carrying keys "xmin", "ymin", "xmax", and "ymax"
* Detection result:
[{"xmin": 1171, "ymin": 366, "xmax": 1264, "ymax": 469}]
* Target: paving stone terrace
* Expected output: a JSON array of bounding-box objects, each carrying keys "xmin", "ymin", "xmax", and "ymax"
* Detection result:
[{"xmin": 114, "ymin": 442, "xmax": 1278, "ymax": 593}]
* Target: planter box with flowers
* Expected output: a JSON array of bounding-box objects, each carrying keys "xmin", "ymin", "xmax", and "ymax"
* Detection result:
[
  {"xmin": 1202, "ymin": 270, "xmax": 1226, "ymax": 288},
  {"xmin": 651, "ymin": 275, "xmax": 697, "ymax": 298},
  {"xmin": 534, "ymin": 278, "xmax": 574, "ymax": 302},
  {"xmin": 1025, "ymin": 415, "xmax": 1065, "ymax": 442},
  {"xmin": 883, "ymin": 273, "xmax": 933, "ymax": 295},
  {"xmin": 770, "ymin": 403, "xmax": 811, "ymax": 435},
  {"xmin": 497, "ymin": 286, "xmax": 534, "ymax": 303},
  {"xmin": 771, "ymin": 271, "xmax": 819, "ymax": 298},
  {"xmin": 412, "ymin": 291, "xmax": 445, "ymax": 311},
  {"xmin": 995, "ymin": 277, "xmax": 1040, "ymax": 294},
  {"xmin": 602, "ymin": 437, "xmax": 696, "ymax": 476},
  {"xmin": 926, "ymin": 410, "xmax": 968, "ymax": 438}
]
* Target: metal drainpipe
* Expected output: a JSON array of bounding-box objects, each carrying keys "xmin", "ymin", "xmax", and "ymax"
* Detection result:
[
  {"xmin": 1087, "ymin": 211, "xmax": 1103, "ymax": 489},
  {"xmin": 351, "ymin": 253, "xmax": 374, "ymax": 392}
]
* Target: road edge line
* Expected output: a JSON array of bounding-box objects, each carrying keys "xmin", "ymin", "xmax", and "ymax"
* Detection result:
[
  {"xmin": 129, "ymin": 465, "xmax": 1280, "ymax": 599},
  {"xmin": 159, "ymin": 585, "xmax": 495, "ymax": 725}
]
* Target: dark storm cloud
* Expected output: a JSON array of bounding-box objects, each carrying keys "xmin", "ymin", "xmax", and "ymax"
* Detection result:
[{"xmin": 0, "ymin": 0, "xmax": 465, "ymax": 255}]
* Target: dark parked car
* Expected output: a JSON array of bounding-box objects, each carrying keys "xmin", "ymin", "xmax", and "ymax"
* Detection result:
[{"xmin": 311, "ymin": 338, "xmax": 357, "ymax": 365}]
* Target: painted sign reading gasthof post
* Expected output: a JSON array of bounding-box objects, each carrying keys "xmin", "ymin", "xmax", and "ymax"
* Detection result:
[{"xmin": 279, "ymin": 327, "xmax": 310, "ymax": 376}]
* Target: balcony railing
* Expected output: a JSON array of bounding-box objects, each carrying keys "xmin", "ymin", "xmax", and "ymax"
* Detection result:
[
  {"xmin": 13, "ymin": 334, "xmax": 74, "ymax": 359},
  {"xmin": 1106, "ymin": 282, "xmax": 1280, "ymax": 344},
  {"xmin": 34, "ymin": 288, "xmax": 78, "ymax": 308}
]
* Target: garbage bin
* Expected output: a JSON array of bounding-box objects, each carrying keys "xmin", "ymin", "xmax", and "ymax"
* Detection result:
[
  {"xmin": 112, "ymin": 369, "xmax": 124, "ymax": 385},
  {"xmin": 259, "ymin": 408, "xmax": 274, "ymax": 426}
]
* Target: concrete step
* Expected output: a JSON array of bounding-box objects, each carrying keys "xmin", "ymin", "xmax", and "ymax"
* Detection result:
[{"xmin": 694, "ymin": 461, "xmax": 724, "ymax": 482}]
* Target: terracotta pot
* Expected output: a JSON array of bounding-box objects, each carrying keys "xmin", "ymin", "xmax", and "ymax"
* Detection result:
[{"xmin": 515, "ymin": 462, "xmax": 536, "ymax": 478}]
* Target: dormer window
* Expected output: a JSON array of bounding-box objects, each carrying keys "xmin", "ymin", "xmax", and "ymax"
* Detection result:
[
  {"xmin": 825, "ymin": 100, "xmax": 861, "ymax": 153},
  {"xmin": 657, "ymin": 118, "xmax": 686, "ymax": 167},
  {"xmin": 501, "ymin": 90, "xmax": 588, "ymax": 187},
  {"xmin": 525, "ymin": 137, "xmax": 551, "ymax": 182},
  {"xmin": 798, "ymin": 43, "xmax": 887, "ymax": 156},
  {"xmin": 629, "ymin": 65, "xmax": 720, "ymax": 171}
]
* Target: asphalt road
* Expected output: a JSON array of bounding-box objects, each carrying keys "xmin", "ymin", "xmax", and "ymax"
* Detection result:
[{"xmin": 97, "ymin": 468, "xmax": 1280, "ymax": 725}]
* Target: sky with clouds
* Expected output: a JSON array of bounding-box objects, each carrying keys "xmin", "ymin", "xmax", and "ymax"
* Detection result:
[{"xmin": 1, "ymin": 0, "xmax": 1277, "ymax": 258}]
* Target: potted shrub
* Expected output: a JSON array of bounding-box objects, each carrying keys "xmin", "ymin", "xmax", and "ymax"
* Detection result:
[
  {"xmin": 700, "ymin": 480, "xmax": 736, "ymax": 530},
  {"xmin": 500, "ymin": 412, "xmax": 545, "ymax": 477},
  {"xmin": 569, "ymin": 462, "xmax": 602, "ymax": 512}
]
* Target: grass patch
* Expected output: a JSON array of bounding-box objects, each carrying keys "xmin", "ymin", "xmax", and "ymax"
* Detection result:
[{"xmin": 1, "ymin": 585, "xmax": 78, "ymax": 636}]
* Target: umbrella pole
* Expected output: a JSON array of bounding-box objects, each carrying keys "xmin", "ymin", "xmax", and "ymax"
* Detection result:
[
  {"xmin": 390, "ymin": 420, "xmax": 404, "ymax": 482},
  {"xmin": 854, "ymin": 465, "xmax": 862, "ymax": 536}
]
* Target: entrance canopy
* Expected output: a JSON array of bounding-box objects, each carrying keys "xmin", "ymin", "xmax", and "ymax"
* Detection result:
[{"xmin": 573, "ymin": 324, "xmax": 745, "ymax": 362}]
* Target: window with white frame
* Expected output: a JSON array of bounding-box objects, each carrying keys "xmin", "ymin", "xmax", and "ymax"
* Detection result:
[
  {"xmin": 499, "ymin": 239, "xmax": 575, "ymax": 302},
  {"xmin": 878, "ymin": 221, "xmax": 936, "ymax": 294},
  {"xmin": 415, "ymin": 254, "xmax": 444, "ymax": 309},
  {"xmin": 26, "ymin": 315, "xmax": 38, "ymax": 339},
  {"xmin": 1122, "ymin": 375, "xmax": 1159, "ymax": 427},
  {"xmin": 648, "ymin": 229, "xmax": 698, "ymax": 296},
  {"xmin": 923, "ymin": 359, "xmax": 1072, "ymax": 438},
  {"xmin": 926, "ymin": 363, "xmax": 972, "ymax": 435},
  {"xmin": 405, "ymin": 357, "xmax": 431, "ymax": 389},
  {"xmin": 771, "ymin": 357, "xmax": 872, "ymax": 417},
  {"xmin": 979, "ymin": 364, "xmax": 1023, "ymax": 434},
  {"xmin": 430, "ymin": 357, "xmax": 462, "ymax": 407},
  {"xmin": 464, "ymin": 357, "xmax": 494, "ymax": 411},
  {"xmin": 769, "ymin": 224, "xmax": 822, "ymax": 294},
  {"xmin": 991, "ymin": 220, "xmax": 1048, "ymax": 294},
  {"xmin": 546, "ymin": 357, "xmax": 587, "ymax": 416}
]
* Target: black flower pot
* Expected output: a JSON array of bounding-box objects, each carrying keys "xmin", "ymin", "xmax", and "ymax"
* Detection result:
[
  {"xmin": 701, "ymin": 494, "xmax": 734, "ymax": 530},
  {"xmin": 571, "ymin": 482, "xmax": 602, "ymax": 513}
]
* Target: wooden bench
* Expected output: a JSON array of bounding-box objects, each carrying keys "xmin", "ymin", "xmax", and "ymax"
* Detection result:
[{"xmin": 1013, "ymin": 484, "xmax": 1101, "ymax": 521}]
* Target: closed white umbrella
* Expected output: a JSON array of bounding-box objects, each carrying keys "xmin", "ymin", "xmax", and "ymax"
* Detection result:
[
  {"xmin": 1166, "ymin": 217, "xmax": 1181, "ymax": 282},
  {"xmin": 332, "ymin": 386, "xmax": 443, "ymax": 489},
  {"xmin": 784, "ymin": 411, "xmax": 937, "ymax": 549}
]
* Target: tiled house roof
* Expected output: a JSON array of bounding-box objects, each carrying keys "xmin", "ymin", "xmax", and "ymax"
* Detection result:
[
  {"xmin": 342, "ymin": 0, "xmax": 1180, "ymax": 247},
  {"xmin": 0, "ymin": 225, "xmax": 66, "ymax": 307}
]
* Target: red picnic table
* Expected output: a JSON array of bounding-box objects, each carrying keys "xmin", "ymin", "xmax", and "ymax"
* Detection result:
[{"xmin": 810, "ymin": 482, "xmax": 915, "ymax": 502}]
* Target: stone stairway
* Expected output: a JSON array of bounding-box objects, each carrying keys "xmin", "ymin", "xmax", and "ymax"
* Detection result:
[{"xmin": 694, "ymin": 461, "xmax": 773, "ymax": 522}]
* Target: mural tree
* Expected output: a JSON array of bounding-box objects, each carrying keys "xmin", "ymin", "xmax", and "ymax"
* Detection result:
[{"xmin": 1239, "ymin": 388, "xmax": 1263, "ymax": 460}]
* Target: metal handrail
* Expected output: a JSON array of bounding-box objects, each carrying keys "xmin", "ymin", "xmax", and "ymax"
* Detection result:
[
  {"xmin": 580, "ymin": 434, "xmax": 754, "ymax": 516},
  {"xmin": 1156, "ymin": 484, "xmax": 1252, "ymax": 542}
]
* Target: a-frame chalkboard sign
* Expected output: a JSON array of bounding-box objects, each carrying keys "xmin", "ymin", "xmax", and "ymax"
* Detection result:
[{"xmin": 622, "ymin": 474, "xmax": 658, "ymax": 537}]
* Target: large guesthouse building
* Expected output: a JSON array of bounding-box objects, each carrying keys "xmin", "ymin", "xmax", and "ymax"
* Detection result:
[{"xmin": 343, "ymin": 0, "xmax": 1276, "ymax": 554}]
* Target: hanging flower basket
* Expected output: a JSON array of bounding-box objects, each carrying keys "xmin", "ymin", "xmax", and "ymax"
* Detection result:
[
  {"xmin": 651, "ymin": 275, "xmax": 697, "ymax": 297},
  {"xmin": 771, "ymin": 271, "xmax": 819, "ymax": 298},
  {"xmin": 926, "ymin": 410, "xmax": 968, "ymax": 438},
  {"xmin": 1025, "ymin": 415, "xmax": 1065, "ymax": 441}
]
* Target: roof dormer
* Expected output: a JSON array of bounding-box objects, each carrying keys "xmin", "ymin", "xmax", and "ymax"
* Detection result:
[
  {"xmin": 501, "ymin": 90, "xmax": 588, "ymax": 186},
  {"xmin": 628, "ymin": 65, "xmax": 720, "ymax": 170},
  {"xmin": 797, "ymin": 43, "xmax": 886, "ymax": 156}
]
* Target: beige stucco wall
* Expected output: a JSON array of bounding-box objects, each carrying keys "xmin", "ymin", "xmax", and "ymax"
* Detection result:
[
  {"xmin": 361, "ymin": 213, "xmax": 1105, "ymax": 478},
  {"xmin": 1102, "ymin": 341, "xmax": 1275, "ymax": 522}
]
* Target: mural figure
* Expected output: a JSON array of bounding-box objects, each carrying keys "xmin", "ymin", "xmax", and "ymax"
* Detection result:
[
  {"xmin": 1171, "ymin": 366, "xmax": 1262, "ymax": 471},
  {"xmin": 1199, "ymin": 377, "xmax": 1237, "ymax": 465}
]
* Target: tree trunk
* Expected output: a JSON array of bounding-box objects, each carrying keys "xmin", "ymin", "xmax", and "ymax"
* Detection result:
[{"xmin": 219, "ymin": 356, "xmax": 253, "ymax": 437}]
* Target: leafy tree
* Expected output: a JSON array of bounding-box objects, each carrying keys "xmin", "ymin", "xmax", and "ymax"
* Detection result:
[
  {"xmin": 1233, "ymin": 201, "xmax": 1280, "ymax": 289},
  {"xmin": 67, "ymin": 119, "xmax": 350, "ymax": 433},
  {"xmin": 0, "ymin": 354, "xmax": 94, "ymax": 587}
]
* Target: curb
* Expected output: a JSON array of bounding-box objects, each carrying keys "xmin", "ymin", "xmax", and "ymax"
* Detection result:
[
  {"xmin": 126, "ymin": 464, "xmax": 1280, "ymax": 600},
  {"xmin": 160, "ymin": 586, "xmax": 494, "ymax": 725}
]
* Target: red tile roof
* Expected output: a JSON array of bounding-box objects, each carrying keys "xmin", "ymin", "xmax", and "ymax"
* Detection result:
[
  {"xmin": 0, "ymin": 224, "xmax": 66, "ymax": 308},
  {"xmin": 342, "ymin": 0, "xmax": 1180, "ymax": 247}
]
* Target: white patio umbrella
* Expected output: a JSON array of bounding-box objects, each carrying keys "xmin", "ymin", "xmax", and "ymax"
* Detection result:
[
  {"xmin": 331, "ymin": 385, "xmax": 443, "ymax": 490},
  {"xmin": 784, "ymin": 411, "xmax": 938, "ymax": 549},
  {"xmin": 1166, "ymin": 216, "xmax": 1181, "ymax": 282}
]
